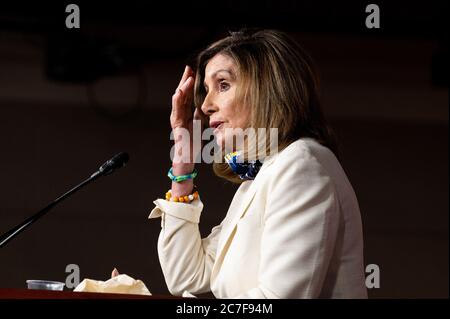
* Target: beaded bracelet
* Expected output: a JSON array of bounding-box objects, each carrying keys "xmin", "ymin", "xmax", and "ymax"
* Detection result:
[
  {"xmin": 165, "ymin": 189, "xmax": 199, "ymax": 203},
  {"xmin": 167, "ymin": 167, "xmax": 198, "ymax": 183}
]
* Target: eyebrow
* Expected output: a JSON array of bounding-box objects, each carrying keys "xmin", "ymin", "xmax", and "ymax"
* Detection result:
[{"xmin": 203, "ymin": 69, "xmax": 235, "ymax": 87}]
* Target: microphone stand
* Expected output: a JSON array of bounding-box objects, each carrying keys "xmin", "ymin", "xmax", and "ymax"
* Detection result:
[
  {"xmin": 0, "ymin": 152, "xmax": 128, "ymax": 248},
  {"xmin": 0, "ymin": 173, "xmax": 101, "ymax": 248}
]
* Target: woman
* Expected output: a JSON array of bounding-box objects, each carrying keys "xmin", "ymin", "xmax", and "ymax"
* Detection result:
[{"xmin": 149, "ymin": 29, "xmax": 367, "ymax": 298}]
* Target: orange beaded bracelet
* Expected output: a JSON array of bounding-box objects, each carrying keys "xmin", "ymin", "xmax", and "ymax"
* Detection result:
[{"xmin": 165, "ymin": 189, "xmax": 199, "ymax": 203}]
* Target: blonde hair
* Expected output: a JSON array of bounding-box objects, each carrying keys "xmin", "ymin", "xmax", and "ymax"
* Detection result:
[{"xmin": 193, "ymin": 29, "xmax": 339, "ymax": 184}]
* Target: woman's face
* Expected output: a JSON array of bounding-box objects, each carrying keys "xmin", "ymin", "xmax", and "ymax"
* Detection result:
[{"xmin": 201, "ymin": 54, "xmax": 250, "ymax": 150}]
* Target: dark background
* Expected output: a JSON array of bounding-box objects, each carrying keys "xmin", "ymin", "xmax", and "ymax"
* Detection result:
[{"xmin": 0, "ymin": 1, "xmax": 448, "ymax": 298}]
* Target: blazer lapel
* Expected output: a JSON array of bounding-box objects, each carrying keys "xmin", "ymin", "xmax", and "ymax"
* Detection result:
[
  {"xmin": 210, "ymin": 180, "xmax": 258, "ymax": 282},
  {"xmin": 211, "ymin": 154, "xmax": 278, "ymax": 282}
]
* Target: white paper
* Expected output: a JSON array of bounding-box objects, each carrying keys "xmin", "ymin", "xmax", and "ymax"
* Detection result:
[{"xmin": 74, "ymin": 274, "xmax": 152, "ymax": 295}]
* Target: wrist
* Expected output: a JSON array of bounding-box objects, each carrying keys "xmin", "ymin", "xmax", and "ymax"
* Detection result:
[
  {"xmin": 171, "ymin": 163, "xmax": 195, "ymax": 176},
  {"xmin": 168, "ymin": 163, "xmax": 196, "ymax": 198},
  {"xmin": 171, "ymin": 180, "xmax": 194, "ymax": 198},
  {"xmin": 166, "ymin": 184, "xmax": 199, "ymax": 203}
]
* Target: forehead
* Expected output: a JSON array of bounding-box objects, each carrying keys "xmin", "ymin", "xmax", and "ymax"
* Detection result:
[{"xmin": 204, "ymin": 54, "xmax": 236, "ymax": 79}]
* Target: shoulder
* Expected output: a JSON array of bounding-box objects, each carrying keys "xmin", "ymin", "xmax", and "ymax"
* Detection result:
[
  {"xmin": 260, "ymin": 138, "xmax": 356, "ymax": 207},
  {"xmin": 258, "ymin": 139, "xmax": 341, "ymax": 219},
  {"xmin": 264, "ymin": 138, "xmax": 337, "ymax": 176}
]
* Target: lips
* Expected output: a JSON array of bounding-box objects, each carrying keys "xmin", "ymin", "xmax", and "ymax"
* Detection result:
[{"xmin": 209, "ymin": 121, "xmax": 224, "ymax": 129}]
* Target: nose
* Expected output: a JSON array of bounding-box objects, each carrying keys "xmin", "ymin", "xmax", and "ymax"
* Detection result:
[{"xmin": 201, "ymin": 93, "xmax": 218, "ymax": 116}]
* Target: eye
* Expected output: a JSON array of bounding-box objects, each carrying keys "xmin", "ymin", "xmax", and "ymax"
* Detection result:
[{"xmin": 218, "ymin": 80, "xmax": 230, "ymax": 92}]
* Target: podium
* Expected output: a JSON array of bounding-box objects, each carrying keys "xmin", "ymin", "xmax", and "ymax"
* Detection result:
[{"xmin": 0, "ymin": 288, "xmax": 175, "ymax": 299}]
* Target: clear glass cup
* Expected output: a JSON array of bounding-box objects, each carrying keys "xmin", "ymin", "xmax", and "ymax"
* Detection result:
[{"xmin": 26, "ymin": 280, "xmax": 65, "ymax": 291}]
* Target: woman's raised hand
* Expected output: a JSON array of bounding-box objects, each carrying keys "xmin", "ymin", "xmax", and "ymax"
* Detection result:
[
  {"xmin": 169, "ymin": 66, "xmax": 203, "ymax": 196},
  {"xmin": 170, "ymin": 66, "xmax": 207, "ymax": 171},
  {"xmin": 170, "ymin": 66, "xmax": 195, "ymax": 131}
]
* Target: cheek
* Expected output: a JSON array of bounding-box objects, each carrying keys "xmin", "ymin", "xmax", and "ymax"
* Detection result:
[
  {"xmin": 230, "ymin": 108, "xmax": 250, "ymax": 129},
  {"xmin": 223, "ymin": 103, "xmax": 248, "ymax": 128},
  {"xmin": 218, "ymin": 91, "xmax": 238, "ymax": 120}
]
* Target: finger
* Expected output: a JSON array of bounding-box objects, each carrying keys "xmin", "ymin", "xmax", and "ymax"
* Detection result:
[
  {"xmin": 179, "ymin": 76, "xmax": 194, "ymax": 105},
  {"xmin": 171, "ymin": 76, "xmax": 194, "ymax": 126},
  {"xmin": 179, "ymin": 76, "xmax": 194, "ymax": 93},
  {"xmin": 171, "ymin": 89, "xmax": 182, "ymax": 119},
  {"xmin": 172, "ymin": 87, "xmax": 185, "ymax": 111},
  {"xmin": 111, "ymin": 268, "xmax": 119, "ymax": 278},
  {"xmin": 177, "ymin": 65, "xmax": 194, "ymax": 90},
  {"xmin": 171, "ymin": 87, "xmax": 191, "ymax": 123},
  {"xmin": 185, "ymin": 76, "xmax": 196, "ymax": 107},
  {"xmin": 177, "ymin": 66, "xmax": 189, "ymax": 89}
]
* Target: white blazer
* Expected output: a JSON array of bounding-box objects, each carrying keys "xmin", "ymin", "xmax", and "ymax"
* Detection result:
[{"xmin": 149, "ymin": 138, "xmax": 368, "ymax": 298}]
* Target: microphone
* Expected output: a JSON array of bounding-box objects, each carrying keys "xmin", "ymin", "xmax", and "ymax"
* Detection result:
[
  {"xmin": 0, "ymin": 152, "xmax": 130, "ymax": 248},
  {"xmin": 93, "ymin": 152, "xmax": 130, "ymax": 178}
]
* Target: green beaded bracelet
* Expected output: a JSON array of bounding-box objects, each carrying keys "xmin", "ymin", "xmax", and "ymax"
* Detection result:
[{"xmin": 167, "ymin": 167, "xmax": 198, "ymax": 183}]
